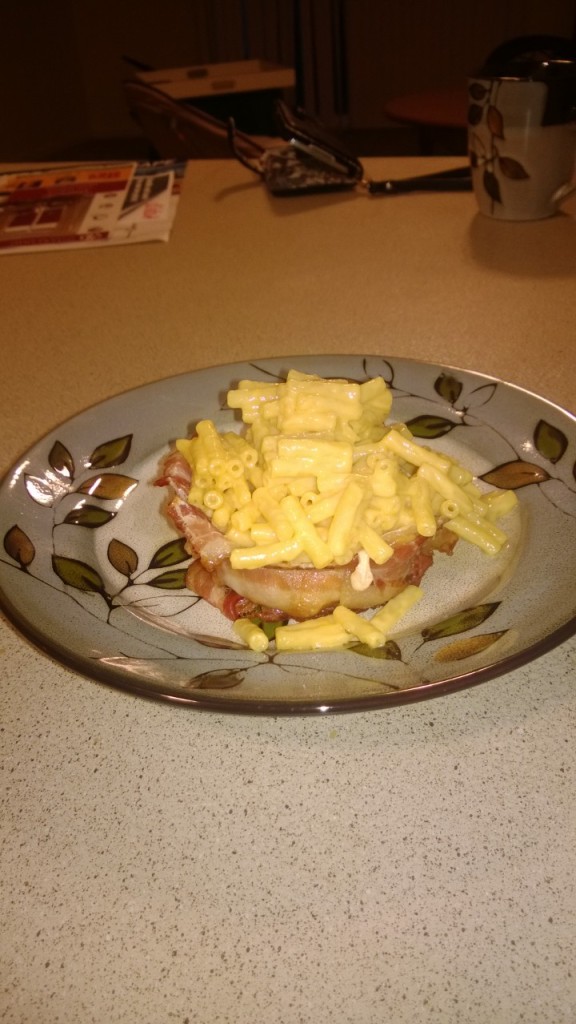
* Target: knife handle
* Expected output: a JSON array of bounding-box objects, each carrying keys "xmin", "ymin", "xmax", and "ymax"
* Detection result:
[{"xmin": 367, "ymin": 166, "xmax": 471, "ymax": 194}]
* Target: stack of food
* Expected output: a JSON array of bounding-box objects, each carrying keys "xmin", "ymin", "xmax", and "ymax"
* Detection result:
[{"xmin": 156, "ymin": 370, "xmax": 516, "ymax": 652}]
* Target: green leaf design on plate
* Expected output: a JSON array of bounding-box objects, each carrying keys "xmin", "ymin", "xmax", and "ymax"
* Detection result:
[
  {"xmin": 148, "ymin": 537, "xmax": 190, "ymax": 569},
  {"xmin": 351, "ymin": 640, "xmax": 402, "ymax": 660},
  {"xmin": 533, "ymin": 420, "xmax": 568, "ymax": 464},
  {"xmin": 52, "ymin": 555, "xmax": 107, "ymax": 596},
  {"xmin": 434, "ymin": 630, "xmax": 508, "ymax": 663},
  {"xmin": 467, "ymin": 382, "xmax": 498, "ymax": 407},
  {"xmin": 48, "ymin": 441, "xmax": 75, "ymax": 479},
  {"xmin": 76, "ymin": 474, "xmax": 138, "ymax": 500},
  {"xmin": 434, "ymin": 373, "xmax": 462, "ymax": 405},
  {"xmin": 108, "ymin": 538, "xmax": 138, "ymax": 577},
  {"xmin": 190, "ymin": 632, "xmax": 246, "ymax": 650},
  {"xmin": 62, "ymin": 505, "xmax": 116, "ymax": 528},
  {"xmin": 25, "ymin": 472, "xmax": 70, "ymax": 506},
  {"xmin": 480, "ymin": 460, "xmax": 550, "ymax": 489},
  {"xmin": 87, "ymin": 435, "xmax": 133, "ymax": 469},
  {"xmin": 191, "ymin": 671, "xmax": 244, "ymax": 689},
  {"xmin": 148, "ymin": 567, "xmax": 188, "ymax": 590},
  {"xmin": 3, "ymin": 524, "xmax": 35, "ymax": 567},
  {"xmin": 406, "ymin": 415, "xmax": 457, "ymax": 439},
  {"xmin": 421, "ymin": 602, "xmax": 500, "ymax": 642}
]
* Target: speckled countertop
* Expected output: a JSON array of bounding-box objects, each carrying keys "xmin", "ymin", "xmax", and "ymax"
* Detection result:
[{"xmin": 1, "ymin": 158, "xmax": 575, "ymax": 1024}]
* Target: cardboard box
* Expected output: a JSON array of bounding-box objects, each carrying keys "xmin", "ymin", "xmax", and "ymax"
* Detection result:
[{"xmin": 136, "ymin": 60, "xmax": 295, "ymax": 103}]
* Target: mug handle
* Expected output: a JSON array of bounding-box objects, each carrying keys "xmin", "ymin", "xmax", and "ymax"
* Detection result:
[{"xmin": 552, "ymin": 181, "xmax": 576, "ymax": 206}]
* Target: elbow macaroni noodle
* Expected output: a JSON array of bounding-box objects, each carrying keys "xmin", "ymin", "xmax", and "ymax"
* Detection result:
[{"xmin": 175, "ymin": 370, "xmax": 518, "ymax": 651}]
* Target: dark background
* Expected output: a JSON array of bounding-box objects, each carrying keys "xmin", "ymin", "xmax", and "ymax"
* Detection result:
[{"xmin": 2, "ymin": 0, "xmax": 575, "ymax": 161}]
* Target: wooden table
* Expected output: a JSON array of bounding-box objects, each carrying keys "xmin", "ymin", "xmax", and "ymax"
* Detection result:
[
  {"xmin": 385, "ymin": 88, "xmax": 468, "ymax": 152},
  {"xmin": 1, "ymin": 158, "xmax": 575, "ymax": 1024},
  {"xmin": 386, "ymin": 87, "xmax": 468, "ymax": 129}
]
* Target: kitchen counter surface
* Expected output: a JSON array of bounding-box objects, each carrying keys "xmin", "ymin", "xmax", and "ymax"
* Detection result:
[{"xmin": 1, "ymin": 157, "xmax": 575, "ymax": 1024}]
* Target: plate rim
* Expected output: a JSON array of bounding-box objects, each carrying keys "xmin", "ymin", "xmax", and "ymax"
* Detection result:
[{"xmin": 1, "ymin": 583, "xmax": 575, "ymax": 714}]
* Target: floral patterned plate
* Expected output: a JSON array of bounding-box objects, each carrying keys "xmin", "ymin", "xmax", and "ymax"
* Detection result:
[{"xmin": 1, "ymin": 355, "xmax": 575, "ymax": 715}]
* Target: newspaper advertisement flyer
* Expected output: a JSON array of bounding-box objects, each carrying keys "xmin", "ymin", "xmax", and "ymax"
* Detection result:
[{"xmin": 0, "ymin": 160, "xmax": 186, "ymax": 253}]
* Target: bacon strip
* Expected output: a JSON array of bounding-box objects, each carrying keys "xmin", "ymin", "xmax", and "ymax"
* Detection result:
[
  {"xmin": 166, "ymin": 497, "xmax": 232, "ymax": 570},
  {"xmin": 156, "ymin": 452, "xmax": 232, "ymax": 569},
  {"xmin": 155, "ymin": 450, "xmax": 192, "ymax": 500}
]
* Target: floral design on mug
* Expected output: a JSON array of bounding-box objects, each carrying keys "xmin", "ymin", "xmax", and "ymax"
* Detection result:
[{"xmin": 468, "ymin": 80, "xmax": 530, "ymax": 207}]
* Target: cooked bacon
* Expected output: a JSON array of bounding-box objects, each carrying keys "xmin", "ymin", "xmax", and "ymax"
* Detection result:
[
  {"xmin": 166, "ymin": 497, "xmax": 232, "ymax": 570},
  {"xmin": 155, "ymin": 452, "xmax": 232, "ymax": 569},
  {"xmin": 157, "ymin": 449, "xmax": 458, "ymax": 622},
  {"xmin": 155, "ymin": 450, "xmax": 192, "ymax": 501}
]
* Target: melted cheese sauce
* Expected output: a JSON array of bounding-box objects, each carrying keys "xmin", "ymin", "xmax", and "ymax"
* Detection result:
[{"xmin": 350, "ymin": 549, "xmax": 374, "ymax": 591}]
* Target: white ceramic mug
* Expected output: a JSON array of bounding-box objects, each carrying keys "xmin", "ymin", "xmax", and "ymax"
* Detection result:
[{"xmin": 468, "ymin": 62, "xmax": 576, "ymax": 221}]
